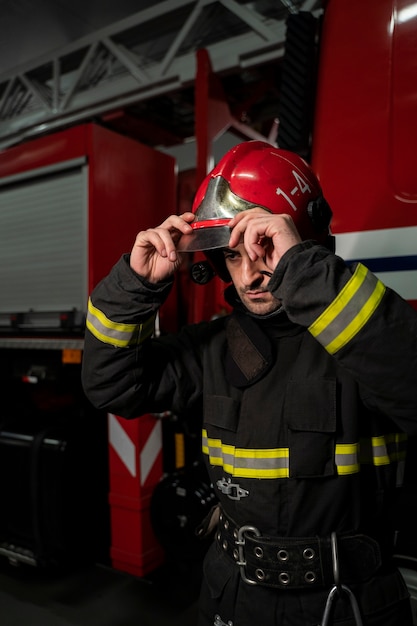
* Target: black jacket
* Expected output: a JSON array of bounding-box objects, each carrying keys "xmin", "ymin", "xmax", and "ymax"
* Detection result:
[
  {"xmin": 82, "ymin": 241, "xmax": 417, "ymax": 539},
  {"xmin": 82, "ymin": 241, "xmax": 417, "ymax": 622}
]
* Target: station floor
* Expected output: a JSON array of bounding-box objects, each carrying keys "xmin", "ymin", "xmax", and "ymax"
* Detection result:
[{"xmin": 0, "ymin": 557, "xmax": 201, "ymax": 626}]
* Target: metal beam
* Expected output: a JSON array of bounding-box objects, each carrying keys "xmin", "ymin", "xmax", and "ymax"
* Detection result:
[{"xmin": 0, "ymin": 0, "xmax": 323, "ymax": 149}]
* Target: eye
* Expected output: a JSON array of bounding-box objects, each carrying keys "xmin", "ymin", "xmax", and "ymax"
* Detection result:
[{"xmin": 223, "ymin": 249, "xmax": 239, "ymax": 261}]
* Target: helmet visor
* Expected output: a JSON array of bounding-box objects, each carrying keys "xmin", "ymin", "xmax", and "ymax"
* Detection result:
[
  {"xmin": 178, "ymin": 175, "xmax": 258, "ymax": 252},
  {"xmin": 177, "ymin": 219, "xmax": 231, "ymax": 252}
]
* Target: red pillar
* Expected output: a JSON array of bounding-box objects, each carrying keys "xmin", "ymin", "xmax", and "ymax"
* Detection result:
[{"xmin": 107, "ymin": 413, "xmax": 165, "ymax": 577}]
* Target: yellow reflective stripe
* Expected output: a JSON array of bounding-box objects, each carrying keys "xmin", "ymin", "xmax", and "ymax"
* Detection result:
[
  {"xmin": 309, "ymin": 264, "xmax": 386, "ymax": 354},
  {"xmin": 202, "ymin": 430, "xmax": 289, "ymax": 479},
  {"xmin": 335, "ymin": 442, "xmax": 360, "ymax": 475},
  {"xmin": 86, "ymin": 298, "xmax": 155, "ymax": 347},
  {"xmin": 202, "ymin": 430, "xmax": 406, "ymax": 479},
  {"xmin": 310, "ymin": 264, "xmax": 368, "ymax": 336},
  {"xmin": 360, "ymin": 433, "xmax": 408, "ymax": 466},
  {"xmin": 326, "ymin": 280, "xmax": 385, "ymax": 354}
]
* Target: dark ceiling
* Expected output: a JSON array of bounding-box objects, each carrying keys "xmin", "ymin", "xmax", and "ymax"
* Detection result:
[{"xmin": 0, "ymin": 0, "xmax": 323, "ymax": 152}]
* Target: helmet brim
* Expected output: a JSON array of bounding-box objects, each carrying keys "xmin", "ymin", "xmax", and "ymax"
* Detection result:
[{"xmin": 178, "ymin": 223, "xmax": 231, "ymax": 252}]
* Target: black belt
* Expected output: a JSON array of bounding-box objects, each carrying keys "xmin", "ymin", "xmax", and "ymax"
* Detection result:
[{"xmin": 216, "ymin": 510, "xmax": 382, "ymax": 590}]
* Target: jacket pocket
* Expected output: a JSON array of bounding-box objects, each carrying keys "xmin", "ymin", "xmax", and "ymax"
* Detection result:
[
  {"xmin": 204, "ymin": 394, "xmax": 240, "ymax": 432},
  {"xmin": 285, "ymin": 378, "xmax": 337, "ymax": 478}
]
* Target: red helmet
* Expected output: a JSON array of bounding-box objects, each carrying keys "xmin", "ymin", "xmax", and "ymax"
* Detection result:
[{"xmin": 179, "ymin": 140, "xmax": 332, "ymax": 254}]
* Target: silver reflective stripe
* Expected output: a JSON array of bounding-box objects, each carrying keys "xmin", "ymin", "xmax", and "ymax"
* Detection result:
[
  {"xmin": 309, "ymin": 264, "xmax": 386, "ymax": 354},
  {"xmin": 86, "ymin": 298, "xmax": 155, "ymax": 347}
]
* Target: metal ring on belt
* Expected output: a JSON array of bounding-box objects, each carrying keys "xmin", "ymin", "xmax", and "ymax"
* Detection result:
[{"xmin": 216, "ymin": 510, "xmax": 382, "ymax": 590}]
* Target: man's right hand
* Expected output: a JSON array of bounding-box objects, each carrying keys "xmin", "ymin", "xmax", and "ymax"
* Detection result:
[{"xmin": 129, "ymin": 212, "xmax": 195, "ymax": 283}]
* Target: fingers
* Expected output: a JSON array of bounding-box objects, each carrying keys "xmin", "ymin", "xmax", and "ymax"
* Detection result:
[
  {"xmin": 228, "ymin": 208, "xmax": 268, "ymax": 260},
  {"xmin": 228, "ymin": 209, "xmax": 302, "ymax": 263},
  {"xmin": 130, "ymin": 213, "xmax": 194, "ymax": 280},
  {"xmin": 137, "ymin": 213, "xmax": 194, "ymax": 260}
]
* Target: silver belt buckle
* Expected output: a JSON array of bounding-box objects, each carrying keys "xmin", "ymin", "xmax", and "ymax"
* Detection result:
[{"xmin": 235, "ymin": 525, "xmax": 261, "ymax": 585}]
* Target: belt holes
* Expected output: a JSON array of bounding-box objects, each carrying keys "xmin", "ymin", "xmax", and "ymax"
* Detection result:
[
  {"xmin": 224, "ymin": 520, "xmax": 229, "ymax": 530},
  {"xmin": 222, "ymin": 540, "xmax": 228, "ymax": 551},
  {"xmin": 277, "ymin": 549, "xmax": 289, "ymax": 561},
  {"xmin": 278, "ymin": 572, "xmax": 290, "ymax": 585},
  {"xmin": 233, "ymin": 529, "xmax": 239, "ymax": 540},
  {"xmin": 233, "ymin": 549, "xmax": 239, "ymax": 560},
  {"xmin": 255, "ymin": 568, "xmax": 265, "ymax": 581},
  {"xmin": 254, "ymin": 546, "xmax": 264, "ymax": 558},
  {"xmin": 216, "ymin": 532, "xmax": 221, "ymax": 541},
  {"xmin": 305, "ymin": 571, "xmax": 316, "ymax": 584},
  {"xmin": 303, "ymin": 548, "xmax": 315, "ymax": 560}
]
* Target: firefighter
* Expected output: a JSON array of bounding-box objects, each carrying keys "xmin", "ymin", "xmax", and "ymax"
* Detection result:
[{"xmin": 82, "ymin": 141, "xmax": 417, "ymax": 626}]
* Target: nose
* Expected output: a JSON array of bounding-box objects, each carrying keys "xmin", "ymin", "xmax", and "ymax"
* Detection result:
[{"xmin": 241, "ymin": 255, "xmax": 268, "ymax": 289}]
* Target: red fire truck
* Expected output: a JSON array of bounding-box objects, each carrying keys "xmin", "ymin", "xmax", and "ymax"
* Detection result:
[
  {"xmin": 312, "ymin": 0, "xmax": 417, "ymax": 312},
  {"xmin": 0, "ymin": 1, "xmax": 416, "ymax": 615}
]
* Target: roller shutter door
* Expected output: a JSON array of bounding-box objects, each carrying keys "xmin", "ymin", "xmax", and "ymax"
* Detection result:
[{"xmin": 0, "ymin": 159, "xmax": 88, "ymax": 317}]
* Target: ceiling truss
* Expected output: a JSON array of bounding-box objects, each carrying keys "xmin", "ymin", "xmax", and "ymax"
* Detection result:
[{"xmin": 0, "ymin": 0, "xmax": 322, "ymax": 150}]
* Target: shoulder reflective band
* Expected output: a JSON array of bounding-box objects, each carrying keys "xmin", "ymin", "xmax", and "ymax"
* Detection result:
[
  {"xmin": 86, "ymin": 298, "xmax": 155, "ymax": 347},
  {"xmin": 308, "ymin": 263, "xmax": 386, "ymax": 354},
  {"xmin": 202, "ymin": 430, "xmax": 407, "ymax": 479}
]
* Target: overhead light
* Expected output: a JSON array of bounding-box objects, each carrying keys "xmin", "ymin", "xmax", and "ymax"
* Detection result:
[{"xmin": 397, "ymin": 3, "xmax": 417, "ymax": 23}]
